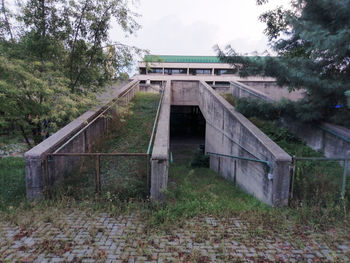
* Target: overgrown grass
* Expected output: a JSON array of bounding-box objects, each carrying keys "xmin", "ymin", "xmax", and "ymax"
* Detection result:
[
  {"xmin": 249, "ymin": 117, "xmax": 349, "ymax": 206},
  {"xmin": 54, "ymin": 92, "xmax": 160, "ymax": 202},
  {"xmin": 221, "ymin": 94, "xmax": 350, "ymax": 225},
  {"xmin": 104, "ymin": 93, "xmax": 160, "ymax": 153},
  {"xmin": 150, "ymin": 164, "xmax": 269, "ymax": 226},
  {"xmin": 0, "ymin": 157, "xmax": 26, "ymax": 210},
  {"xmin": 1, "ymin": 92, "xmax": 349, "ymax": 232}
]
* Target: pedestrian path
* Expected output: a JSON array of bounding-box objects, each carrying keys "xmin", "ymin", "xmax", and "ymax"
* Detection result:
[{"xmin": 1, "ymin": 210, "xmax": 349, "ymax": 262}]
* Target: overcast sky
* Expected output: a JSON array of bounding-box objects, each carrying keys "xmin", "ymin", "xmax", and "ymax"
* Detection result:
[{"xmin": 111, "ymin": 0, "xmax": 290, "ymax": 71}]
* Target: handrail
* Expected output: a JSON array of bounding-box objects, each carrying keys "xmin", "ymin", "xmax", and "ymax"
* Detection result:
[
  {"xmin": 49, "ymin": 152, "xmax": 148, "ymax": 157},
  {"xmin": 206, "ymin": 151, "xmax": 271, "ymax": 173},
  {"xmin": 206, "ymin": 121, "xmax": 262, "ymax": 161},
  {"xmin": 53, "ymin": 81, "xmax": 139, "ymax": 154},
  {"xmin": 146, "ymin": 87, "xmax": 165, "ymax": 155},
  {"xmin": 294, "ymin": 156, "xmax": 350, "ymax": 161},
  {"xmin": 319, "ymin": 126, "xmax": 350, "ymax": 144}
]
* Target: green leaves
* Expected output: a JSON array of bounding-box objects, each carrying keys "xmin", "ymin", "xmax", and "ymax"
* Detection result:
[
  {"xmin": 0, "ymin": 0, "xmax": 141, "ymax": 146},
  {"xmin": 218, "ymin": 0, "xmax": 350, "ymax": 126}
]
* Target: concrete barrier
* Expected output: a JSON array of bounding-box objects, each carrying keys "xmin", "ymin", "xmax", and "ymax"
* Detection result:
[
  {"xmin": 230, "ymin": 81, "xmax": 274, "ymax": 102},
  {"xmin": 230, "ymin": 80, "xmax": 350, "ymax": 171},
  {"xmin": 25, "ymin": 80, "xmax": 140, "ymax": 200},
  {"xmin": 232, "ymin": 80, "xmax": 304, "ymax": 102},
  {"xmin": 150, "ymin": 81, "xmax": 171, "ymax": 202},
  {"xmin": 284, "ymin": 121, "xmax": 350, "ymax": 172},
  {"xmin": 198, "ymin": 81, "xmax": 292, "ymax": 206}
]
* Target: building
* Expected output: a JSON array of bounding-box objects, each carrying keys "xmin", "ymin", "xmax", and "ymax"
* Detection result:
[{"xmin": 133, "ymin": 55, "xmax": 304, "ymax": 101}]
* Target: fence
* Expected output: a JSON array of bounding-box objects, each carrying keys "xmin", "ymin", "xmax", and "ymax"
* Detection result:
[
  {"xmin": 41, "ymin": 84, "xmax": 165, "ymax": 199},
  {"xmin": 290, "ymin": 157, "xmax": 350, "ymax": 204}
]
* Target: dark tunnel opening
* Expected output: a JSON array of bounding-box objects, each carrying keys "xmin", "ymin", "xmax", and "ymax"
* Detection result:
[{"xmin": 170, "ymin": 106, "xmax": 206, "ymax": 164}]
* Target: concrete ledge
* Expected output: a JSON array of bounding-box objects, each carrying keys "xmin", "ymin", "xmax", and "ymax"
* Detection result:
[{"xmin": 150, "ymin": 81, "xmax": 171, "ymax": 201}]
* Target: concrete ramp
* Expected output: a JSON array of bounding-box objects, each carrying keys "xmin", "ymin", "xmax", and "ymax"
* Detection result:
[
  {"xmin": 152, "ymin": 80, "xmax": 292, "ymax": 206},
  {"xmin": 198, "ymin": 81, "xmax": 291, "ymax": 206}
]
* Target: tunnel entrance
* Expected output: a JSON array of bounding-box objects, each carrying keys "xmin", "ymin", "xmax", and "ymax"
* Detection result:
[{"xmin": 170, "ymin": 106, "xmax": 206, "ymax": 164}]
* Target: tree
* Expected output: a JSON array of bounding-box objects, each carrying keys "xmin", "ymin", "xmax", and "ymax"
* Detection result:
[
  {"xmin": 217, "ymin": 0, "xmax": 350, "ymax": 127},
  {"xmin": 0, "ymin": 0, "xmax": 141, "ymax": 146}
]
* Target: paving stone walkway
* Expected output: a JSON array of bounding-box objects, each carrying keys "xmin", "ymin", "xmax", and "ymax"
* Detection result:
[{"xmin": 1, "ymin": 211, "xmax": 349, "ymax": 262}]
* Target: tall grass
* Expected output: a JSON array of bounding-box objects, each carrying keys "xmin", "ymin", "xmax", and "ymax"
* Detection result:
[{"xmin": 0, "ymin": 157, "xmax": 26, "ymax": 210}]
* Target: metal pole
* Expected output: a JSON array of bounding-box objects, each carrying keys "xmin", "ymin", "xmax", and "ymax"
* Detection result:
[
  {"xmin": 233, "ymin": 160, "xmax": 237, "ymax": 186},
  {"xmin": 290, "ymin": 157, "xmax": 296, "ymax": 201},
  {"xmin": 95, "ymin": 155, "xmax": 101, "ymax": 195},
  {"xmin": 146, "ymin": 155, "xmax": 150, "ymax": 192},
  {"xmin": 44, "ymin": 154, "xmax": 49, "ymax": 196},
  {"xmin": 341, "ymin": 160, "xmax": 348, "ymax": 200}
]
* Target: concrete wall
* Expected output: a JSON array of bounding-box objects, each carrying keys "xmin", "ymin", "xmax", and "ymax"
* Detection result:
[
  {"xmin": 198, "ymin": 81, "xmax": 292, "ymax": 206},
  {"xmin": 238, "ymin": 81, "xmax": 304, "ymax": 102},
  {"xmin": 151, "ymin": 81, "xmax": 171, "ymax": 202},
  {"xmin": 230, "ymin": 81, "xmax": 274, "ymax": 102},
  {"xmin": 25, "ymin": 80, "xmax": 140, "ymax": 200},
  {"xmin": 230, "ymin": 80, "xmax": 350, "ymax": 170},
  {"xmin": 284, "ymin": 121, "xmax": 350, "ymax": 171},
  {"xmin": 171, "ymin": 80, "xmax": 199, "ymax": 106}
]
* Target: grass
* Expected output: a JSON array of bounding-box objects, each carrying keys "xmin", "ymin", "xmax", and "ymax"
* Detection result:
[
  {"xmin": 150, "ymin": 164, "xmax": 269, "ymax": 226},
  {"xmin": 249, "ymin": 117, "xmax": 349, "ymax": 206},
  {"xmin": 104, "ymin": 92, "xmax": 161, "ymax": 153},
  {"xmin": 0, "ymin": 92, "xmax": 349, "ymax": 232},
  {"xmin": 0, "ymin": 157, "xmax": 26, "ymax": 210},
  {"xmin": 54, "ymin": 92, "xmax": 160, "ymax": 202}
]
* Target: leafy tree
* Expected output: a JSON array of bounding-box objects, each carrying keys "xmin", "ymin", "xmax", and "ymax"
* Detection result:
[
  {"xmin": 217, "ymin": 0, "xmax": 350, "ymax": 127},
  {"xmin": 0, "ymin": 0, "xmax": 141, "ymax": 146}
]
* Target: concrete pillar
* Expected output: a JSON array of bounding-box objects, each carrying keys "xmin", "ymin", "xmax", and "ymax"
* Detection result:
[
  {"xmin": 187, "ymin": 68, "xmax": 189, "ymax": 75},
  {"xmin": 25, "ymin": 155, "xmax": 45, "ymax": 201}
]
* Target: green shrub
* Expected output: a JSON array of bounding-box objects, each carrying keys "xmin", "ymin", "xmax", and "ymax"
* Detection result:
[
  {"xmin": 235, "ymin": 98, "xmax": 280, "ymax": 121},
  {"xmin": 249, "ymin": 118, "xmax": 349, "ymax": 207}
]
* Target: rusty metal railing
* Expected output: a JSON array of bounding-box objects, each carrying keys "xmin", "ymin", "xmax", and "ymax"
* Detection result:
[{"xmin": 46, "ymin": 152, "xmax": 148, "ymax": 195}]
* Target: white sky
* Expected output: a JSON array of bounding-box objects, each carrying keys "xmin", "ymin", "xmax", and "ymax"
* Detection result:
[
  {"xmin": 111, "ymin": 0, "xmax": 291, "ymax": 72},
  {"xmin": 112, "ymin": 0, "xmax": 291, "ymax": 54}
]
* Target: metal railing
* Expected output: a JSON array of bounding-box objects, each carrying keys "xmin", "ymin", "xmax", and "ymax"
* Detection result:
[
  {"xmin": 53, "ymin": 81, "xmax": 139, "ymax": 154},
  {"xmin": 291, "ymin": 156, "xmax": 350, "ymax": 201},
  {"xmin": 43, "ymin": 83, "xmax": 165, "ymax": 197},
  {"xmin": 206, "ymin": 152, "xmax": 271, "ymax": 186}
]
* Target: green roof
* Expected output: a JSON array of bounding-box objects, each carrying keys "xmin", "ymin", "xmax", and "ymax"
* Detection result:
[{"xmin": 144, "ymin": 55, "xmax": 223, "ymax": 64}]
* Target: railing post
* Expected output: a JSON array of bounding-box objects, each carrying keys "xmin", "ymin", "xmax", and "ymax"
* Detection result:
[
  {"xmin": 44, "ymin": 154, "xmax": 49, "ymax": 196},
  {"xmin": 341, "ymin": 160, "xmax": 348, "ymax": 200},
  {"xmin": 95, "ymin": 155, "xmax": 101, "ymax": 195},
  {"xmin": 290, "ymin": 156, "xmax": 297, "ymax": 201},
  {"xmin": 146, "ymin": 155, "xmax": 150, "ymax": 192}
]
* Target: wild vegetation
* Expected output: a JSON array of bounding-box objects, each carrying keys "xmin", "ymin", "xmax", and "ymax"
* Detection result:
[
  {"xmin": 1, "ymin": 91, "xmax": 349, "ymax": 232},
  {"xmin": 217, "ymin": 0, "xmax": 350, "ymax": 128},
  {"xmin": 222, "ymin": 95, "xmax": 349, "ymax": 223},
  {"xmin": 0, "ymin": 0, "xmax": 141, "ymax": 147}
]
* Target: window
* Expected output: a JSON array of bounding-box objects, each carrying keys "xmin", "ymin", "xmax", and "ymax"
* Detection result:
[
  {"xmin": 149, "ymin": 68, "xmax": 163, "ymax": 74},
  {"xmin": 189, "ymin": 69, "xmax": 211, "ymax": 75},
  {"xmin": 215, "ymin": 69, "xmax": 237, "ymax": 75},
  {"xmin": 139, "ymin": 68, "xmax": 147, "ymax": 74}
]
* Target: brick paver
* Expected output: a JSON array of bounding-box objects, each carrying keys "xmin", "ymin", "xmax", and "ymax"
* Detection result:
[{"xmin": 1, "ymin": 211, "xmax": 349, "ymax": 262}]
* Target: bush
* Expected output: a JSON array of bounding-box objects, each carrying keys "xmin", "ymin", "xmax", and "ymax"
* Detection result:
[{"xmin": 235, "ymin": 98, "xmax": 280, "ymax": 121}]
